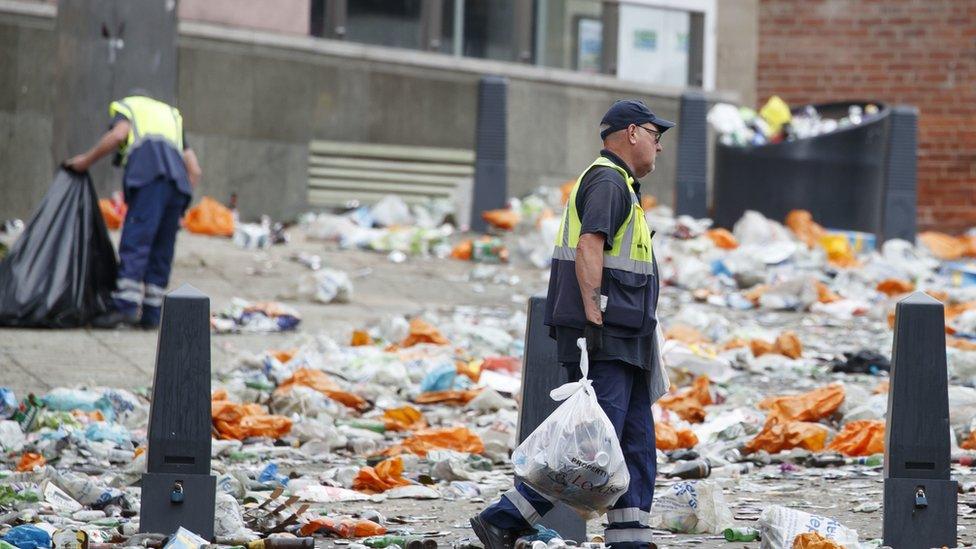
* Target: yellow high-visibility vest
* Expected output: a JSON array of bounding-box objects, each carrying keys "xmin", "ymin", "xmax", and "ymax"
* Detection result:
[
  {"xmin": 109, "ymin": 95, "xmax": 183, "ymax": 165},
  {"xmin": 552, "ymin": 156, "xmax": 654, "ymax": 274}
]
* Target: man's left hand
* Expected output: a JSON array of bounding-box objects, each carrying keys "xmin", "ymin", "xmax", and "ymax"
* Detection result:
[{"xmin": 63, "ymin": 155, "xmax": 91, "ymax": 173}]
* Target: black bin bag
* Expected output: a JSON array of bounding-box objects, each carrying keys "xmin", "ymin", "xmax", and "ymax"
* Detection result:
[{"xmin": 0, "ymin": 169, "xmax": 118, "ymax": 327}]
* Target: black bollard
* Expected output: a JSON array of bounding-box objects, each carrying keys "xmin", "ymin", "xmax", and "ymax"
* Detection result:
[
  {"xmin": 879, "ymin": 105, "xmax": 918, "ymax": 243},
  {"xmin": 674, "ymin": 90, "xmax": 708, "ymax": 219},
  {"xmin": 140, "ymin": 284, "xmax": 216, "ymax": 539},
  {"xmin": 469, "ymin": 75, "xmax": 509, "ymax": 233},
  {"xmin": 515, "ymin": 296, "xmax": 586, "ymax": 542},
  {"xmin": 882, "ymin": 292, "xmax": 956, "ymax": 548}
]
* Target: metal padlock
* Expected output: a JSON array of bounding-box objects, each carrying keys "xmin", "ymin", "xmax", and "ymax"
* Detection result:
[
  {"xmin": 914, "ymin": 487, "xmax": 927, "ymax": 509},
  {"xmin": 170, "ymin": 481, "xmax": 185, "ymax": 504}
]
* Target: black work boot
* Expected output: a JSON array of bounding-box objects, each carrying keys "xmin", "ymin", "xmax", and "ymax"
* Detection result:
[
  {"xmin": 90, "ymin": 309, "xmax": 140, "ymax": 329},
  {"xmin": 469, "ymin": 515, "xmax": 527, "ymax": 549}
]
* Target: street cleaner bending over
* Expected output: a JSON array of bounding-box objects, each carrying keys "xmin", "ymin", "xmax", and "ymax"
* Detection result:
[
  {"xmin": 65, "ymin": 92, "xmax": 201, "ymax": 329},
  {"xmin": 470, "ymin": 99, "xmax": 673, "ymax": 549}
]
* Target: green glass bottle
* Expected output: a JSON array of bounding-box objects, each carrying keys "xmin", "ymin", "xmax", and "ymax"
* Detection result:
[{"xmin": 723, "ymin": 527, "xmax": 760, "ymax": 541}]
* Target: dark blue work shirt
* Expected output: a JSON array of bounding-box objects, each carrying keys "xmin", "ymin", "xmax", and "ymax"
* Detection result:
[
  {"xmin": 545, "ymin": 150, "xmax": 659, "ymax": 370},
  {"xmin": 112, "ymin": 114, "xmax": 193, "ymax": 198}
]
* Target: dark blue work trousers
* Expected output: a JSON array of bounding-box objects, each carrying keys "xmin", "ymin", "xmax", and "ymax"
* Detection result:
[
  {"xmin": 482, "ymin": 359, "xmax": 657, "ymax": 549},
  {"xmin": 113, "ymin": 177, "xmax": 188, "ymax": 323}
]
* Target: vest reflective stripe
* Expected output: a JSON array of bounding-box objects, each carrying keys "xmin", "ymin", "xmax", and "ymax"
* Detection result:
[
  {"xmin": 109, "ymin": 96, "xmax": 183, "ymax": 165},
  {"xmin": 552, "ymin": 156, "xmax": 653, "ymax": 274}
]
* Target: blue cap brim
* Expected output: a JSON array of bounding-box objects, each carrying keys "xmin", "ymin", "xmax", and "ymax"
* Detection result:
[{"xmin": 652, "ymin": 117, "xmax": 676, "ymax": 132}]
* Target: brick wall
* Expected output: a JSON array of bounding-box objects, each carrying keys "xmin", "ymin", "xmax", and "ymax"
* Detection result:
[{"xmin": 757, "ymin": 0, "xmax": 976, "ymax": 233}]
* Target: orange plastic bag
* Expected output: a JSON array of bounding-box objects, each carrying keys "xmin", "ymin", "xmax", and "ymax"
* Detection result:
[
  {"xmin": 665, "ymin": 324, "xmax": 710, "ymax": 345},
  {"xmin": 482, "ymin": 209, "xmax": 520, "ymax": 231},
  {"xmin": 401, "ymin": 318, "xmax": 450, "ymax": 347},
  {"xmin": 815, "ymin": 281, "xmax": 842, "ymax": 303},
  {"xmin": 785, "ymin": 210, "xmax": 825, "ymax": 248},
  {"xmin": 758, "ymin": 384, "xmax": 844, "ymax": 423},
  {"xmin": 721, "ymin": 337, "xmax": 748, "ymax": 351},
  {"xmin": 275, "ymin": 368, "xmax": 370, "ymax": 411},
  {"xmin": 183, "ymin": 196, "xmax": 234, "ymax": 237},
  {"xmin": 949, "ymin": 336, "xmax": 976, "ymax": 352},
  {"xmin": 962, "ymin": 234, "xmax": 976, "ymax": 258},
  {"xmin": 413, "ymin": 389, "xmax": 481, "ymax": 405},
  {"xmin": 876, "ymin": 278, "xmax": 914, "ymax": 297},
  {"xmin": 382, "ymin": 406, "xmax": 427, "ymax": 432},
  {"xmin": 705, "ymin": 228, "xmax": 739, "ymax": 250},
  {"xmin": 16, "ymin": 452, "xmax": 46, "ymax": 472},
  {"xmin": 98, "ymin": 196, "xmax": 127, "ymax": 230},
  {"xmin": 749, "ymin": 338, "xmax": 775, "ymax": 357},
  {"xmin": 657, "ymin": 376, "xmax": 712, "ymax": 423},
  {"xmin": 300, "ymin": 517, "xmax": 386, "ymax": 538},
  {"xmin": 211, "ymin": 399, "xmax": 293, "ymax": 440},
  {"xmin": 793, "ymin": 532, "xmax": 845, "ymax": 549},
  {"xmin": 386, "ymin": 426, "xmax": 484, "ymax": 457},
  {"xmin": 743, "ymin": 418, "xmax": 828, "ymax": 454},
  {"xmin": 827, "ymin": 419, "xmax": 884, "ymax": 456},
  {"xmin": 270, "ymin": 348, "xmax": 297, "ymax": 363},
  {"xmin": 560, "ymin": 180, "xmax": 575, "ymax": 205},
  {"xmin": 640, "ymin": 194, "xmax": 658, "ymax": 211},
  {"xmin": 655, "ymin": 422, "xmax": 699, "ymax": 451},
  {"xmin": 353, "ymin": 456, "xmax": 413, "ymax": 493},
  {"xmin": 482, "ymin": 356, "xmax": 521, "ymax": 374},
  {"xmin": 774, "ymin": 331, "xmax": 803, "ymax": 359},
  {"xmin": 919, "ymin": 231, "xmax": 967, "ymax": 260},
  {"xmin": 451, "ymin": 240, "xmax": 473, "ymax": 261},
  {"xmin": 961, "ymin": 430, "xmax": 976, "ymax": 450},
  {"xmin": 350, "ymin": 330, "xmax": 371, "ymax": 346}
]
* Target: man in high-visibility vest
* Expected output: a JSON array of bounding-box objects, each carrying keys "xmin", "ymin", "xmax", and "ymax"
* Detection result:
[
  {"xmin": 471, "ymin": 100, "xmax": 673, "ymax": 549},
  {"xmin": 65, "ymin": 92, "xmax": 202, "ymax": 329}
]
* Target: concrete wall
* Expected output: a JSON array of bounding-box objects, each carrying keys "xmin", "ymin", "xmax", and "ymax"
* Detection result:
[
  {"xmin": 715, "ymin": 0, "xmax": 758, "ymax": 108},
  {"xmin": 0, "ymin": 6, "xmax": 56, "ymax": 221},
  {"xmin": 1, "ymin": 2, "xmax": 735, "ymax": 224}
]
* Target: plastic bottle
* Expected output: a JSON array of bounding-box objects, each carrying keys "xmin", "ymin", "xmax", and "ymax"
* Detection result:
[
  {"xmin": 805, "ymin": 453, "xmax": 846, "ymax": 468},
  {"xmin": 665, "ymin": 459, "xmax": 710, "ymax": 479},
  {"xmin": 709, "ymin": 463, "xmax": 750, "ymax": 478},
  {"xmin": 668, "ymin": 449, "xmax": 700, "ymax": 462},
  {"xmin": 247, "ymin": 538, "xmax": 314, "ymax": 549},
  {"xmin": 363, "ymin": 537, "xmax": 436, "ymax": 549},
  {"xmin": 342, "ymin": 420, "xmax": 387, "ymax": 434},
  {"xmin": 723, "ymin": 527, "xmax": 760, "ymax": 541}
]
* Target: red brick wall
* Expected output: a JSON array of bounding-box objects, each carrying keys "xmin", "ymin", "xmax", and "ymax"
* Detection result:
[{"xmin": 757, "ymin": 0, "xmax": 976, "ymax": 233}]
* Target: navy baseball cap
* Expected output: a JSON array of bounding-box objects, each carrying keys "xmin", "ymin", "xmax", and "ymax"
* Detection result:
[{"xmin": 600, "ymin": 99, "xmax": 675, "ymax": 140}]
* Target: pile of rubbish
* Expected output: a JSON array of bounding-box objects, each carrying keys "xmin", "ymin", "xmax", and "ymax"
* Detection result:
[
  {"xmin": 708, "ymin": 95, "xmax": 881, "ymax": 147},
  {"xmin": 299, "ymin": 195, "xmax": 456, "ymax": 262},
  {"xmin": 11, "ymin": 174, "xmax": 976, "ymax": 547},
  {"xmin": 0, "ymin": 308, "xmax": 532, "ymax": 548}
]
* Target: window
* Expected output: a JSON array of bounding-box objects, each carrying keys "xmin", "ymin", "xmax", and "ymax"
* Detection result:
[
  {"xmin": 613, "ymin": 0, "xmax": 714, "ymax": 88},
  {"xmin": 346, "ymin": 0, "xmax": 424, "ymax": 50},
  {"xmin": 533, "ymin": 0, "xmax": 602, "ymax": 71},
  {"xmin": 440, "ymin": 0, "xmax": 517, "ymax": 61}
]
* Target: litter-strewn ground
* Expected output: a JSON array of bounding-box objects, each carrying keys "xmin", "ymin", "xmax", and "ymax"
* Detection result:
[{"xmin": 4, "ymin": 199, "xmax": 976, "ymax": 548}]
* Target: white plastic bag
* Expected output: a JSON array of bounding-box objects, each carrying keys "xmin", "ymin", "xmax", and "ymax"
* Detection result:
[
  {"xmin": 648, "ymin": 480, "xmax": 734, "ymax": 534},
  {"xmin": 758, "ymin": 505, "xmax": 859, "ymax": 549},
  {"xmin": 512, "ymin": 338, "xmax": 630, "ymax": 518}
]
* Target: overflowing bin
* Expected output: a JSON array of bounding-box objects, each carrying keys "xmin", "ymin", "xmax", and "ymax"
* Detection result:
[{"xmin": 711, "ymin": 100, "xmax": 916, "ymax": 242}]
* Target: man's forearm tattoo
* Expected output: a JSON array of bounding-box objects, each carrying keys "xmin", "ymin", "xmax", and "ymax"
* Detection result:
[{"xmin": 589, "ymin": 288, "xmax": 601, "ymax": 310}]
